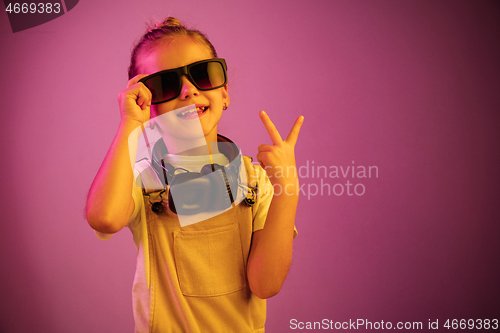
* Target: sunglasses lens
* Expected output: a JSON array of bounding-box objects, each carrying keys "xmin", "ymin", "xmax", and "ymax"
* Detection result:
[
  {"xmin": 141, "ymin": 60, "xmax": 226, "ymax": 104},
  {"xmin": 190, "ymin": 61, "xmax": 226, "ymax": 90},
  {"xmin": 144, "ymin": 71, "xmax": 179, "ymax": 104}
]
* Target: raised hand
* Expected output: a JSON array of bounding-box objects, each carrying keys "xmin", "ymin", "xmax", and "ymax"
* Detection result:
[
  {"xmin": 117, "ymin": 74, "xmax": 152, "ymax": 125},
  {"xmin": 257, "ymin": 111, "xmax": 304, "ymax": 189},
  {"xmin": 247, "ymin": 111, "xmax": 303, "ymax": 297}
]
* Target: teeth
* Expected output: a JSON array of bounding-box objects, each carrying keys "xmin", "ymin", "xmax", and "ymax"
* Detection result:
[
  {"xmin": 178, "ymin": 110, "xmax": 194, "ymax": 116},
  {"xmin": 178, "ymin": 107, "xmax": 206, "ymax": 117}
]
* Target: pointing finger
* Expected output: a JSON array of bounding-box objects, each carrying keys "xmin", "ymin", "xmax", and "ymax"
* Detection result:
[
  {"xmin": 259, "ymin": 111, "xmax": 283, "ymax": 145},
  {"xmin": 285, "ymin": 116, "xmax": 304, "ymax": 146}
]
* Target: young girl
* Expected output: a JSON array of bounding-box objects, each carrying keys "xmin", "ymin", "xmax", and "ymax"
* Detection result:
[{"xmin": 86, "ymin": 17, "xmax": 303, "ymax": 332}]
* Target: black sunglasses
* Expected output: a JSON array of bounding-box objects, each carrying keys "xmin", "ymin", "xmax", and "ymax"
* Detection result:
[{"xmin": 139, "ymin": 58, "xmax": 227, "ymax": 104}]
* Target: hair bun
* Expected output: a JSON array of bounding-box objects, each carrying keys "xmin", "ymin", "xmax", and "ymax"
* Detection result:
[{"xmin": 157, "ymin": 17, "xmax": 183, "ymax": 29}]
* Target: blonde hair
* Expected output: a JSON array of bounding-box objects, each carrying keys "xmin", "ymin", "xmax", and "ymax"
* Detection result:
[{"xmin": 128, "ymin": 17, "xmax": 218, "ymax": 79}]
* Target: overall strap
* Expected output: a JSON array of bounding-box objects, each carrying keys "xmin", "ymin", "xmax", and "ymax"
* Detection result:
[{"xmin": 241, "ymin": 156, "xmax": 259, "ymax": 216}]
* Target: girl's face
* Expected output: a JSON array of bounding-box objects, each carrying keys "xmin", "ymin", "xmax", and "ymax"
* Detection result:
[{"xmin": 138, "ymin": 36, "xmax": 229, "ymax": 144}]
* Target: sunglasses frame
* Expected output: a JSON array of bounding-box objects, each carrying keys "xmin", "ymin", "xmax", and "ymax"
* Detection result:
[{"xmin": 139, "ymin": 58, "xmax": 228, "ymax": 104}]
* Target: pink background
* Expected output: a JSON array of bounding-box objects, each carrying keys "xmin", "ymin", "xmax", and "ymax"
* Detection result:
[{"xmin": 1, "ymin": 0, "xmax": 499, "ymax": 332}]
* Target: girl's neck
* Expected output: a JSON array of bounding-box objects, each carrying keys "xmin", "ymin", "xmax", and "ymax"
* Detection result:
[{"xmin": 161, "ymin": 135, "xmax": 220, "ymax": 156}]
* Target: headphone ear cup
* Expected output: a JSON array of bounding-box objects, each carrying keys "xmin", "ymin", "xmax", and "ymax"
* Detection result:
[
  {"xmin": 166, "ymin": 161, "xmax": 241, "ymax": 215},
  {"xmin": 168, "ymin": 172, "xmax": 211, "ymax": 215},
  {"xmin": 200, "ymin": 164, "xmax": 236, "ymax": 210}
]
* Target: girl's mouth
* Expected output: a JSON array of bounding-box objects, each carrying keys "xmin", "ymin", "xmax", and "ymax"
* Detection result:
[{"xmin": 177, "ymin": 106, "xmax": 208, "ymax": 119}]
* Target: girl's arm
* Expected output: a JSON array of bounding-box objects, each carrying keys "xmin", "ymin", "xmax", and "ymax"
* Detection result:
[
  {"xmin": 86, "ymin": 76, "xmax": 152, "ymax": 234},
  {"xmin": 247, "ymin": 111, "xmax": 303, "ymax": 299}
]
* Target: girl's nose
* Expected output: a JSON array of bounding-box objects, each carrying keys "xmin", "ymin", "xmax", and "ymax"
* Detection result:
[{"xmin": 179, "ymin": 75, "xmax": 199, "ymax": 100}]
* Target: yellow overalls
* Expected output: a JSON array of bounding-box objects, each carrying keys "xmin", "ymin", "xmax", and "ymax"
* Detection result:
[{"xmin": 129, "ymin": 156, "xmax": 266, "ymax": 333}]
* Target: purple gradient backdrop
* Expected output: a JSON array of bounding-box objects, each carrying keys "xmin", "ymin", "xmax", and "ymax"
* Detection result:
[{"xmin": 1, "ymin": 0, "xmax": 499, "ymax": 332}]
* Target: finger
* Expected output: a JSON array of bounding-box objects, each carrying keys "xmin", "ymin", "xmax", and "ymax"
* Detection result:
[
  {"xmin": 127, "ymin": 74, "xmax": 150, "ymax": 88},
  {"xmin": 257, "ymin": 144, "xmax": 274, "ymax": 152},
  {"xmin": 259, "ymin": 111, "xmax": 283, "ymax": 145},
  {"xmin": 142, "ymin": 84, "xmax": 152, "ymax": 107},
  {"xmin": 256, "ymin": 152, "xmax": 273, "ymax": 169},
  {"xmin": 136, "ymin": 85, "xmax": 152, "ymax": 110},
  {"xmin": 285, "ymin": 116, "xmax": 304, "ymax": 146},
  {"xmin": 257, "ymin": 151, "xmax": 278, "ymax": 167}
]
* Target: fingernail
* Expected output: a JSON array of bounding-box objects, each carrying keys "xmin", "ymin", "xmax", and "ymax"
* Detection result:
[{"xmin": 261, "ymin": 111, "xmax": 266, "ymax": 116}]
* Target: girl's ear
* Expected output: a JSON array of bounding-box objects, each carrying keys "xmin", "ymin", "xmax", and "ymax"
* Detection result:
[{"xmin": 222, "ymin": 84, "xmax": 230, "ymax": 109}]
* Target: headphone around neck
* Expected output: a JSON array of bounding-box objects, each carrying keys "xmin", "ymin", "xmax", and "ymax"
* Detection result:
[{"xmin": 148, "ymin": 134, "xmax": 255, "ymax": 215}]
